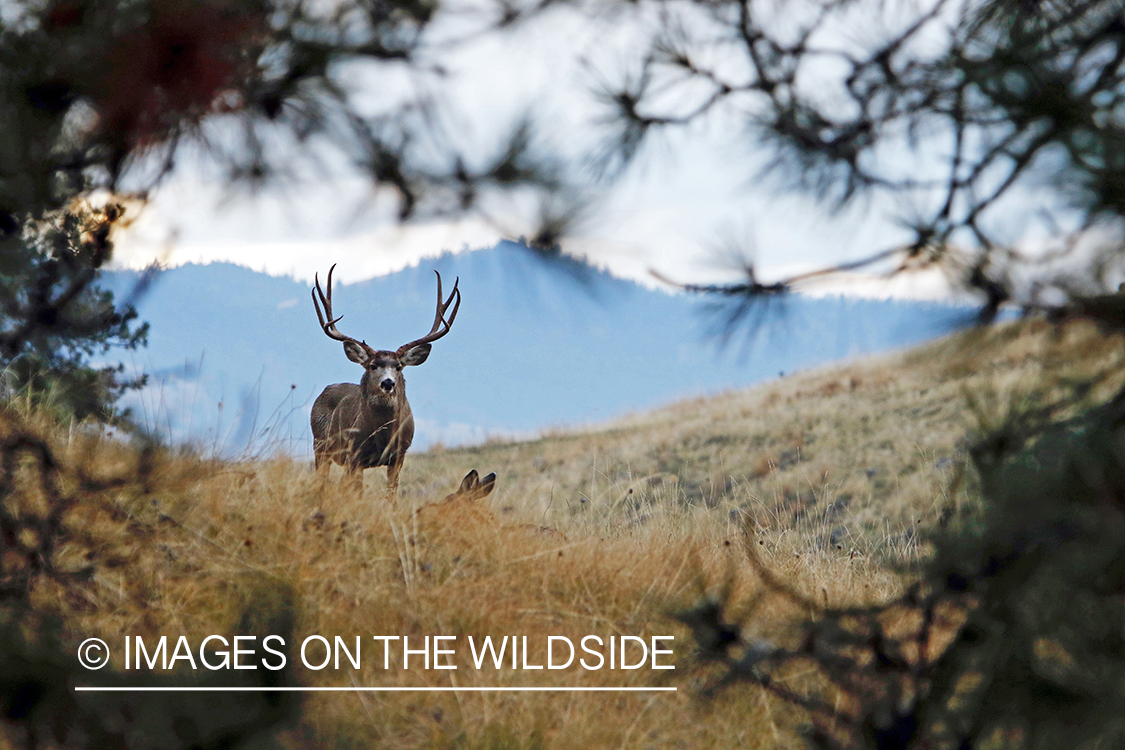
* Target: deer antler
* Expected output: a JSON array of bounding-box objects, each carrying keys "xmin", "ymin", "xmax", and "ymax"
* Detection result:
[
  {"xmin": 396, "ymin": 270, "xmax": 461, "ymax": 356},
  {"xmin": 312, "ymin": 264, "xmax": 370, "ymax": 351}
]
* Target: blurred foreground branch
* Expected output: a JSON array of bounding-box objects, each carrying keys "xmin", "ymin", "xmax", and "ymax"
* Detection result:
[
  {"xmin": 679, "ymin": 339, "xmax": 1125, "ymax": 749},
  {"xmin": 611, "ymin": 1, "xmax": 1125, "ymax": 327},
  {"xmin": 0, "ymin": 405, "xmax": 303, "ymax": 749}
]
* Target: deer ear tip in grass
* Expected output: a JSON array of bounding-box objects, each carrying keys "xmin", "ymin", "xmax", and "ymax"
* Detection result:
[
  {"xmin": 445, "ymin": 469, "xmax": 497, "ymax": 504},
  {"xmin": 414, "ymin": 469, "xmax": 497, "ymax": 517}
]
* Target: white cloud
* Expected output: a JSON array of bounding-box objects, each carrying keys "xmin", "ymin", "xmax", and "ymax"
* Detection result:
[
  {"xmin": 106, "ymin": 2, "xmax": 957, "ymax": 301},
  {"xmin": 113, "ymin": 211, "xmax": 505, "ymax": 282}
]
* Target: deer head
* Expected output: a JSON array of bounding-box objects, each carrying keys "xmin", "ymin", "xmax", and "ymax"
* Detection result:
[{"xmin": 312, "ymin": 264, "xmax": 460, "ymax": 401}]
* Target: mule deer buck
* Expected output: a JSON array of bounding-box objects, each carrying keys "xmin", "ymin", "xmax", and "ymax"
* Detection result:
[{"xmin": 310, "ymin": 265, "xmax": 460, "ymax": 501}]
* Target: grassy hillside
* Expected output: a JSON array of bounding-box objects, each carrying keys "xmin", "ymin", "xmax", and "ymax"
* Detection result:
[
  {"xmin": 4, "ymin": 317, "xmax": 1123, "ymax": 749},
  {"xmin": 413, "ymin": 316, "xmax": 1124, "ymax": 558}
]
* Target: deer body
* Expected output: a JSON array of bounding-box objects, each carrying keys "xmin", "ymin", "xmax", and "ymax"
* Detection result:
[
  {"xmin": 310, "ymin": 267, "xmax": 459, "ymax": 500},
  {"xmin": 310, "ymin": 378, "xmax": 413, "ymax": 478}
]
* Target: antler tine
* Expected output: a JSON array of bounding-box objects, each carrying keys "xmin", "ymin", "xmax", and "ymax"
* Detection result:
[
  {"xmin": 424, "ymin": 270, "xmax": 460, "ymax": 336},
  {"xmin": 434, "ymin": 272, "xmax": 461, "ymax": 331},
  {"xmin": 397, "ymin": 271, "xmax": 461, "ymax": 354},
  {"xmin": 431, "ymin": 270, "xmax": 444, "ymax": 334},
  {"xmin": 312, "ymin": 264, "xmax": 365, "ymax": 347}
]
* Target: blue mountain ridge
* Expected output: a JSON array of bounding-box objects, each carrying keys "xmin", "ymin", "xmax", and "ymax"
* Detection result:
[{"xmin": 103, "ymin": 241, "xmax": 977, "ymax": 456}]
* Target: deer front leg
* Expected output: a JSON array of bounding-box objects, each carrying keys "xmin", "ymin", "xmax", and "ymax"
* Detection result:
[
  {"xmin": 341, "ymin": 457, "xmax": 364, "ymax": 494},
  {"xmin": 313, "ymin": 443, "xmax": 333, "ymax": 493},
  {"xmin": 385, "ymin": 460, "xmax": 402, "ymax": 504}
]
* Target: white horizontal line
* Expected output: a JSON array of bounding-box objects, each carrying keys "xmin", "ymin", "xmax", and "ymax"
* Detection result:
[{"xmin": 75, "ymin": 686, "xmax": 677, "ymax": 693}]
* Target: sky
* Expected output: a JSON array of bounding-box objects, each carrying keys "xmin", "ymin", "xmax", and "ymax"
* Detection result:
[{"xmin": 109, "ymin": 1, "xmax": 966, "ymax": 302}]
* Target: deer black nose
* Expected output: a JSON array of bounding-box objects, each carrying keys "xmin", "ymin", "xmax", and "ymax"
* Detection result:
[{"xmin": 380, "ymin": 378, "xmax": 395, "ymax": 392}]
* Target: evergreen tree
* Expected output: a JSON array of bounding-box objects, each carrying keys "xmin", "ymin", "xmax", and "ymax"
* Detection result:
[{"xmin": 0, "ymin": 203, "xmax": 147, "ymax": 420}]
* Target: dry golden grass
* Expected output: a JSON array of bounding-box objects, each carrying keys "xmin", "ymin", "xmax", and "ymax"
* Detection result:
[
  {"xmin": 415, "ymin": 317, "xmax": 1125, "ymax": 560},
  {"xmin": 10, "ymin": 317, "xmax": 1125, "ymax": 749}
]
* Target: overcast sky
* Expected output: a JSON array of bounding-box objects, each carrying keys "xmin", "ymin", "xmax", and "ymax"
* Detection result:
[{"xmin": 110, "ymin": 2, "xmax": 964, "ymax": 301}]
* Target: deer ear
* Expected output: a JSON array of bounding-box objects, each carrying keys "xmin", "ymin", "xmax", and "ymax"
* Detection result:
[
  {"xmin": 478, "ymin": 472, "xmax": 496, "ymax": 499},
  {"xmin": 343, "ymin": 341, "xmax": 369, "ymax": 364},
  {"xmin": 401, "ymin": 343, "xmax": 432, "ymax": 366}
]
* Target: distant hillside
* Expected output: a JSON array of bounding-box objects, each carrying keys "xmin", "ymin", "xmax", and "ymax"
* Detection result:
[{"xmin": 103, "ymin": 241, "xmax": 977, "ymax": 455}]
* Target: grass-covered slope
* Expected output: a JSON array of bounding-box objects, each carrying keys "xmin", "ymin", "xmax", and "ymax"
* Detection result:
[
  {"xmin": 412, "ymin": 318, "xmax": 1124, "ymax": 558},
  {"xmin": 4, "ymin": 318, "xmax": 1122, "ymax": 749}
]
